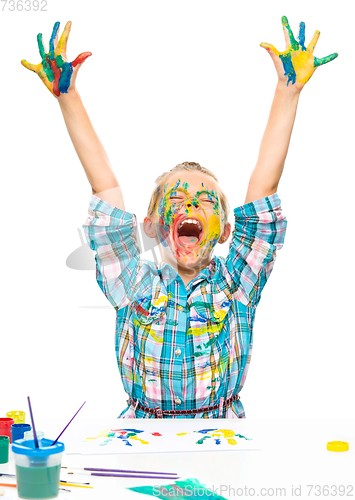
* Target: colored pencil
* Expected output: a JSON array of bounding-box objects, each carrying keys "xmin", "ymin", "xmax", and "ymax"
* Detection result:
[
  {"xmin": 68, "ymin": 471, "xmax": 180, "ymax": 479},
  {"xmin": 51, "ymin": 401, "xmax": 86, "ymax": 445},
  {"xmin": 63, "ymin": 466, "xmax": 178, "ymax": 475},
  {"xmin": 27, "ymin": 396, "xmax": 39, "ymax": 448}
]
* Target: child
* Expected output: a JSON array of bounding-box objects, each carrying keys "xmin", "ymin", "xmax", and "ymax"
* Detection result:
[{"xmin": 21, "ymin": 16, "xmax": 337, "ymax": 418}]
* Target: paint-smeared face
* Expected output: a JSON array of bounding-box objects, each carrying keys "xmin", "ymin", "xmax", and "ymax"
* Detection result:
[{"xmin": 153, "ymin": 171, "xmax": 226, "ymax": 268}]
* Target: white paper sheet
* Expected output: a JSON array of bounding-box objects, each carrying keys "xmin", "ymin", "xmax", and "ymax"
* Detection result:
[{"xmin": 64, "ymin": 420, "xmax": 260, "ymax": 455}]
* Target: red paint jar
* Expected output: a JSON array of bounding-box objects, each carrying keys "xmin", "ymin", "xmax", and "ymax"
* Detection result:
[{"xmin": 0, "ymin": 418, "xmax": 15, "ymax": 443}]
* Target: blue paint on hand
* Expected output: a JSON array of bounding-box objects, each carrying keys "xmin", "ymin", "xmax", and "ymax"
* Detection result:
[
  {"xmin": 58, "ymin": 61, "xmax": 73, "ymax": 93},
  {"xmin": 298, "ymin": 22, "xmax": 306, "ymax": 51},
  {"xmin": 279, "ymin": 53, "xmax": 296, "ymax": 86}
]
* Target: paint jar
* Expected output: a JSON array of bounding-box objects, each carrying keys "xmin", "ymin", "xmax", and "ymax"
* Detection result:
[
  {"xmin": 0, "ymin": 435, "xmax": 10, "ymax": 464},
  {"xmin": 6, "ymin": 411, "xmax": 26, "ymax": 424},
  {"xmin": 12, "ymin": 438, "xmax": 64, "ymax": 499},
  {"xmin": 0, "ymin": 418, "xmax": 15, "ymax": 443},
  {"xmin": 12, "ymin": 424, "xmax": 32, "ymax": 442},
  {"xmin": 24, "ymin": 431, "xmax": 45, "ymax": 441}
]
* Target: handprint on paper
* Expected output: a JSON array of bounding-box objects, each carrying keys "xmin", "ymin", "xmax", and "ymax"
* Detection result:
[
  {"xmin": 21, "ymin": 21, "xmax": 92, "ymax": 97},
  {"xmin": 260, "ymin": 16, "xmax": 338, "ymax": 90}
]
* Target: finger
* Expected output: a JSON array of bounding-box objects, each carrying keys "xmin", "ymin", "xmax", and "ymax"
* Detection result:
[
  {"xmin": 260, "ymin": 43, "xmax": 280, "ymax": 57},
  {"xmin": 57, "ymin": 21, "xmax": 72, "ymax": 54},
  {"xmin": 54, "ymin": 30, "xmax": 59, "ymax": 49},
  {"xmin": 281, "ymin": 15, "xmax": 298, "ymax": 51},
  {"xmin": 21, "ymin": 59, "xmax": 39, "ymax": 72},
  {"xmin": 37, "ymin": 68, "xmax": 56, "ymax": 96},
  {"xmin": 307, "ymin": 30, "xmax": 320, "ymax": 53},
  {"xmin": 314, "ymin": 52, "xmax": 338, "ymax": 67},
  {"xmin": 37, "ymin": 33, "xmax": 47, "ymax": 59},
  {"xmin": 71, "ymin": 51, "xmax": 92, "ymax": 68},
  {"xmin": 298, "ymin": 22, "xmax": 306, "ymax": 51},
  {"xmin": 49, "ymin": 21, "xmax": 60, "ymax": 53}
]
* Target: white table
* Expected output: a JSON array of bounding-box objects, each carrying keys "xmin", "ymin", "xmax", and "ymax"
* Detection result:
[{"xmin": 1, "ymin": 418, "xmax": 354, "ymax": 500}]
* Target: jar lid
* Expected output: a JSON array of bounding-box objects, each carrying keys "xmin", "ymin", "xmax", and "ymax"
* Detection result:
[
  {"xmin": 326, "ymin": 441, "xmax": 349, "ymax": 452},
  {"xmin": 12, "ymin": 438, "xmax": 64, "ymax": 456}
]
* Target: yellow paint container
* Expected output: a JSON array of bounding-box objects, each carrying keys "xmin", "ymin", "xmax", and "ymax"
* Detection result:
[{"xmin": 6, "ymin": 411, "xmax": 25, "ymax": 424}]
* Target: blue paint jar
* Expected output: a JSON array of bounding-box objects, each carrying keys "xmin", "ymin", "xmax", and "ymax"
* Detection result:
[{"xmin": 11, "ymin": 423, "xmax": 32, "ymax": 442}]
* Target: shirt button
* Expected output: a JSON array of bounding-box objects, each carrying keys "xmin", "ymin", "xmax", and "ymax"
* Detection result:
[
  {"xmin": 175, "ymin": 348, "xmax": 181, "ymax": 357},
  {"xmin": 175, "ymin": 398, "xmax": 182, "ymax": 405}
]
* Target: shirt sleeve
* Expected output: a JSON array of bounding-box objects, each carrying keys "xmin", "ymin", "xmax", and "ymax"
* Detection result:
[
  {"xmin": 225, "ymin": 192, "xmax": 288, "ymax": 308},
  {"xmin": 82, "ymin": 194, "xmax": 142, "ymax": 310}
]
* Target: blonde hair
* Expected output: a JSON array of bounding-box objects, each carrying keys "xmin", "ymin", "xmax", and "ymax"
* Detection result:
[{"xmin": 147, "ymin": 162, "xmax": 230, "ymax": 224}]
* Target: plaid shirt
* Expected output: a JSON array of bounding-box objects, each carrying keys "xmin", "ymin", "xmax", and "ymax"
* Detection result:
[{"xmin": 82, "ymin": 192, "xmax": 287, "ymax": 418}]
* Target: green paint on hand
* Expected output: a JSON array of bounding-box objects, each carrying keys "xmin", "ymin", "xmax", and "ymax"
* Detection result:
[{"xmin": 55, "ymin": 55, "xmax": 64, "ymax": 68}]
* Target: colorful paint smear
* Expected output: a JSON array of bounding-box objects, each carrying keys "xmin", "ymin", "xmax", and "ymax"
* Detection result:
[
  {"xmin": 21, "ymin": 21, "xmax": 92, "ymax": 97},
  {"xmin": 155, "ymin": 179, "xmax": 225, "ymax": 265},
  {"xmin": 260, "ymin": 15, "xmax": 338, "ymax": 86},
  {"xmin": 177, "ymin": 428, "xmax": 252, "ymax": 446},
  {"xmin": 83, "ymin": 428, "xmax": 163, "ymax": 447},
  {"xmin": 128, "ymin": 477, "xmax": 228, "ymax": 499}
]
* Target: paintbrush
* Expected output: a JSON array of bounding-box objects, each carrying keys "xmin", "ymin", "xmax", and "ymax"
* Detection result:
[
  {"xmin": 68, "ymin": 471, "xmax": 180, "ymax": 479},
  {"xmin": 60, "ymin": 479, "xmax": 91, "ymax": 486},
  {"xmin": 0, "ymin": 473, "xmax": 91, "ymax": 487},
  {"xmin": 60, "ymin": 482, "xmax": 93, "ymax": 489},
  {"xmin": 62, "ymin": 466, "xmax": 178, "ymax": 475},
  {"xmin": 51, "ymin": 401, "xmax": 86, "ymax": 445},
  {"xmin": 27, "ymin": 396, "xmax": 39, "ymax": 448},
  {"xmin": 0, "ymin": 483, "xmax": 70, "ymax": 493}
]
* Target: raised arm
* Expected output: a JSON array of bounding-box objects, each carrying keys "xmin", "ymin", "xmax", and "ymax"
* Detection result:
[
  {"xmin": 244, "ymin": 16, "xmax": 338, "ymax": 204},
  {"xmin": 58, "ymin": 90, "xmax": 125, "ymax": 208},
  {"xmin": 21, "ymin": 20, "xmax": 125, "ymax": 209}
]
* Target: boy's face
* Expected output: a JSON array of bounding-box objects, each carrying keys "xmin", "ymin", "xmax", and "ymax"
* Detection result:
[{"xmin": 147, "ymin": 171, "xmax": 230, "ymax": 272}]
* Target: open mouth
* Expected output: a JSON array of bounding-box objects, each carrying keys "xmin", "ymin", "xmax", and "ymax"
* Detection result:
[{"xmin": 174, "ymin": 216, "xmax": 204, "ymax": 248}]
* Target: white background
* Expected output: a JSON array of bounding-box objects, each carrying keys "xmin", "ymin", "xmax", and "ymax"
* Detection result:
[{"xmin": 0, "ymin": 0, "xmax": 354, "ymax": 422}]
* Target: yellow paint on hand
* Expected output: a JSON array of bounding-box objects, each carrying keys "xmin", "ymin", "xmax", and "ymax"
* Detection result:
[{"xmin": 227, "ymin": 438, "xmax": 237, "ymax": 445}]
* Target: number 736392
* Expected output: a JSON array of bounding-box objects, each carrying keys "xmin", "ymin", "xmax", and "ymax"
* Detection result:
[{"xmin": 306, "ymin": 484, "xmax": 353, "ymax": 496}]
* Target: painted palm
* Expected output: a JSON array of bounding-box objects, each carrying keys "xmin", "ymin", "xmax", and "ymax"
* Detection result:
[
  {"xmin": 261, "ymin": 16, "xmax": 338, "ymax": 89},
  {"xmin": 21, "ymin": 21, "xmax": 91, "ymax": 97}
]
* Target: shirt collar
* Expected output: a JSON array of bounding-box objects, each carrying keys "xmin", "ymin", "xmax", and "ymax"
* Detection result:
[{"xmin": 152, "ymin": 257, "xmax": 218, "ymax": 287}]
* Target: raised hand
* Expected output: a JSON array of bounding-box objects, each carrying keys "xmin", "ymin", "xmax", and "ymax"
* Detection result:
[
  {"xmin": 260, "ymin": 16, "xmax": 338, "ymax": 91},
  {"xmin": 21, "ymin": 21, "xmax": 92, "ymax": 98}
]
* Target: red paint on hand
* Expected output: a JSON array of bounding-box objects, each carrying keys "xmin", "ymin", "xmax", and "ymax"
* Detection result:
[{"xmin": 72, "ymin": 52, "xmax": 92, "ymax": 68}]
